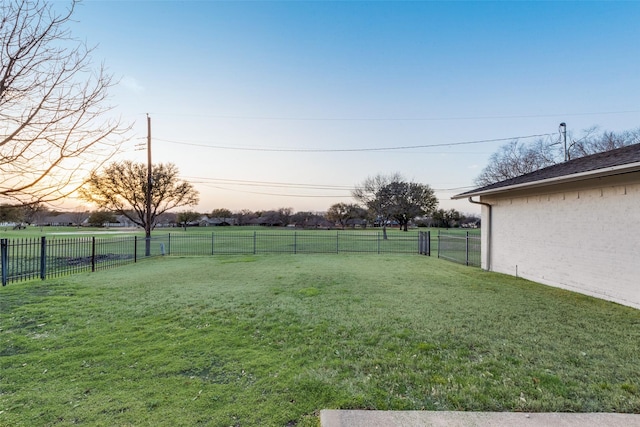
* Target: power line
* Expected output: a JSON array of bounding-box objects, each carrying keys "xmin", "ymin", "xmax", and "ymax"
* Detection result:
[
  {"xmin": 185, "ymin": 175, "xmax": 477, "ymax": 202},
  {"xmin": 183, "ymin": 176, "xmax": 475, "ymax": 193},
  {"xmin": 182, "ymin": 176, "xmax": 353, "ymax": 190},
  {"xmin": 197, "ymin": 183, "xmax": 353, "ymax": 199},
  {"xmin": 157, "ymin": 133, "xmax": 553, "ymax": 153},
  {"xmin": 188, "ymin": 177, "xmax": 353, "ymax": 199},
  {"xmin": 144, "ymin": 110, "xmax": 640, "ymax": 122},
  {"xmin": 197, "ymin": 184, "xmax": 471, "ymax": 201}
]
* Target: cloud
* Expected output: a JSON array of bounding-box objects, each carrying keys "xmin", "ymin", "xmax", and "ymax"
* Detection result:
[{"xmin": 120, "ymin": 76, "xmax": 144, "ymax": 93}]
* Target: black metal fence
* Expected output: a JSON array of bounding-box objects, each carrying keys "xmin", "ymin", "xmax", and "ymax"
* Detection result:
[
  {"xmin": 436, "ymin": 231, "xmax": 481, "ymax": 267},
  {"xmin": 155, "ymin": 231, "xmax": 420, "ymax": 255},
  {"xmin": 1, "ymin": 236, "xmax": 140, "ymax": 285},
  {"xmin": 1, "ymin": 230, "xmax": 480, "ymax": 286}
]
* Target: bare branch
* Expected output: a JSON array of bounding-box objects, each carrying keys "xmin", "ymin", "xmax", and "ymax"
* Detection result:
[
  {"xmin": 0, "ymin": 0, "xmax": 131, "ymax": 204},
  {"xmin": 474, "ymin": 139, "xmax": 560, "ymax": 187}
]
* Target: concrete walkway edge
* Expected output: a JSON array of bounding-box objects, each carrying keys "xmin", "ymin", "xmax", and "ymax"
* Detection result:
[{"xmin": 320, "ymin": 410, "xmax": 640, "ymax": 427}]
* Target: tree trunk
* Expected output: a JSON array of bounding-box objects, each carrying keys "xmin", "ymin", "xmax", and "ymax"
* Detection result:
[
  {"xmin": 145, "ymin": 226, "xmax": 151, "ymax": 257},
  {"xmin": 145, "ymin": 235, "xmax": 151, "ymax": 256}
]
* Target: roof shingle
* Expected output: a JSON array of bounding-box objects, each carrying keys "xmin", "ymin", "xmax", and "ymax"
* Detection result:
[{"xmin": 455, "ymin": 143, "xmax": 640, "ymax": 198}]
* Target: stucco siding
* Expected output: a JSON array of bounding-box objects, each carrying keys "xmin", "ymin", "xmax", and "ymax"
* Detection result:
[{"xmin": 482, "ymin": 179, "xmax": 640, "ymax": 309}]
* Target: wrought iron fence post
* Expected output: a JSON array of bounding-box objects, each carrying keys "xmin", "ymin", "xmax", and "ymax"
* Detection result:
[
  {"xmin": 168, "ymin": 233, "xmax": 171, "ymax": 256},
  {"xmin": 294, "ymin": 231, "xmax": 297, "ymax": 254},
  {"xmin": 134, "ymin": 236, "xmax": 137, "ymax": 263},
  {"xmin": 427, "ymin": 231, "xmax": 431, "ymax": 256},
  {"xmin": 253, "ymin": 231, "xmax": 257, "ymax": 255},
  {"xmin": 336, "ymin": 231, "xmax": 339, "ymax": 254},
  {"xmin": 377, "ymin": 232, "xmax": 380, "ymax": 254},
  {"xmin": 1, "ymin": 238, "xmax": 8, "ymax": 286},
  {"xmin": 437, "ymin": 230, "xmax": 441, "ymax": 258},
  {"xmin": 91, "ymin": 236, "xmax": 96, "ymax": 272},
  {"xmin": 466, "ymin": 231, "xmax": 470, "ymax": 266},
  {"xmin": 40, "ymin": 236, "xmax": 47, "ymax": 280},
  {"xmin": 211, "ymin": 232, "xmax": 215, "ymax": 255}
]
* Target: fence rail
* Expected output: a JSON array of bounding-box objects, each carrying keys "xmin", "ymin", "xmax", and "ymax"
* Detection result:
[{"xmin": 1, "ymin": 230, "xmax": 480, "ymax": 286}]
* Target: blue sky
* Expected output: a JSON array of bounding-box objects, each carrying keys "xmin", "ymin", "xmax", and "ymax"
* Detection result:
[{"xmin": 65, "ymin": 1, "xmax": 640, "ymax": 214}]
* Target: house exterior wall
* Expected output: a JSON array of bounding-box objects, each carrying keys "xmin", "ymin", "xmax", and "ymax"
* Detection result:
[{"xmin": 480, "ymin": 172, "xmax": 640, "ymax": 309}]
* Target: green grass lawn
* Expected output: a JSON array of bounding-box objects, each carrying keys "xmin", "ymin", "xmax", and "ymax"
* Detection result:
[{"xmin": 1, "ymin": 255, "xmax": 638, "ymax": 426}]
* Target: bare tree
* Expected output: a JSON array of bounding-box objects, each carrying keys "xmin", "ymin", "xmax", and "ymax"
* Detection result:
[
  {"xmin": 210, "ymin": 208, "xmax": 233, "ymax": 219},
  {"xmin": 234, "ymin": 209, "xmax": 256, "ymax": 226},
  {"xmin": 20, "ymin": 202, "xmax": 47, "ymax": 225},
  {"xmin": 0, "ymin": 0, "xmax": 130, "ymax": 204},
  {"xmin": 0, "ymin": 204, "xmax": 21, "ymax": 224},
  {"xmin": 260, "ymin": 210, "xmax": 283, "ymax": 227},
  {"xmin": 177, "ymin": 210, "xmax": 202, "ymax": 230},
  {"xmin": 88, "ymin": 210, "xmax": 116, "ymax": 227},
  {"xmin": 326, "ymin": 203, "xmax": 363, "ymax": 229},
  {"xmin": 291, "ymin": 211, "xmax": 326, "ymax": 229},
  {"xmin": 353, "ymin": 173, "xmax": 403, "ymax": 239},
  {"xmin": 354, "ymin": 174, "xmax": 438, "ymax": 235},
  {"xmin": 475, "ymin": 139, "xmax": 559, "ymax": 187},
  {"xmin": 277, "ymin": 207, "xmax": 293, "ymax": 226},
  {"xmin": 79, "ymin": 161, "xmax": 199, "ymax": 254},
  {"xmin": 570, "ymin": 126, "xmax": 640, "ymax": 159},
  {"xmin": 385, "ymin": 181, "xmax": 438, "ymax": 231},
  {"xmin": 431, "ymin": 208, "xmax": 462, "ymax": 228},
  {"xmin": 70, "ymin": 210, "xmax": 89, "ymax": 227},
  {"xmin": 476, "ymin": 127, "xmax": 640, "ymax": 186}
]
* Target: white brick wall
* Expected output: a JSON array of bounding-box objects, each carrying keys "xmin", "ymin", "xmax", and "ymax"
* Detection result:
[{"xmin": 480, "ymin": 177, "xmax": 640, "ymax": 309}]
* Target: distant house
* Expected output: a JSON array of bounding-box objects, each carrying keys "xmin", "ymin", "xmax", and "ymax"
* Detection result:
[
  {"xmin": 249, "ymin": 215, "xmax": 283, "ymax": 227},
  {"xmin": 107, "ymin": 215, "xmax": 137, "ymax": 228},
  {"xmin": 345, "ymin": 218, "xmax": 368, "ymax": 229},
  {"xmin": 199, "ymin": 217, "xmax": 237, "ymax": 227},
  {"xmin": 37, "ymin": 213, "xmax": 88, "ymax": 227},
  {"xmin": 118, "ymin": 215, "xmax": 137, "ymax": 228},
  {"xmin": 453, "ymin": 143, "xmax": 640, "ymax": 309}
]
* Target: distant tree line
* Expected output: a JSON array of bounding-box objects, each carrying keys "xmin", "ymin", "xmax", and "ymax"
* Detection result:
[
  {"xmin": 1, "ymin": 203, "xmax": 479, "ymax": 231},
  {"xmin": 1, "ymin": 170, "xmax": 484, "ymax": 231}
]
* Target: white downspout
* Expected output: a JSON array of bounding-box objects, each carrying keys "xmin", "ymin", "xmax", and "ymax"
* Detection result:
[{"xmin": 468, "ymin": 197, "xmax": 492, "ymax": 271}]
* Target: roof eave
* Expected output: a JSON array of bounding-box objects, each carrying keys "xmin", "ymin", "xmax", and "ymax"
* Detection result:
[{"xmin": 452, "ymin": 161, "xmax": 640, "ymax": 200}]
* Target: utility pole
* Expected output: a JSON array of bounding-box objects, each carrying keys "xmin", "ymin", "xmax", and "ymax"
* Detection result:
[
  {"xmin": 145, "ymin": 114, "xmax": 152, "ymax": 256},
  {"xmin": 560, "ymin": 122, "xmax": 568, "ymax": 161}
]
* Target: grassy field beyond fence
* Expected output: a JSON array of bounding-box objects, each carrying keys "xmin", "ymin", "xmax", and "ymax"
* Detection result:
[
  {"xmin": 1, "ymin": 255, "xmax": 638, "ymax": 426},
  {"xmin": 1, "ymin": 227, "xmax": 480, "ymax": 286}
]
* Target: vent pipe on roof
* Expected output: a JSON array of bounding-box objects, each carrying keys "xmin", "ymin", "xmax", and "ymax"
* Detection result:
[{"xmin": 559, "ymin": 122, "xmax": 568, "ymax": 161}]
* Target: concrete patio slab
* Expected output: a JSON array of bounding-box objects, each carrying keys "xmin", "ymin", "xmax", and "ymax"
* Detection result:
[{"xmin": 320, "ymin": 410, "xmax": 640, "ymax": 427}]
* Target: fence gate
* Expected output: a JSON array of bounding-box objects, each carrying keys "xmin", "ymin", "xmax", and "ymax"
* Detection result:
[{"xmin": 418, "ymin": 231, "xmax": 431, "ymax": 256}]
